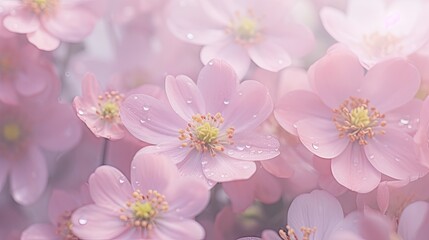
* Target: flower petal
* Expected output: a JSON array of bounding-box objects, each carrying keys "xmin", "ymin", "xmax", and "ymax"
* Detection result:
[
  {"xmin": 10, "ymin": 147, "xmax": 47, "ymax": 205},
  {"xmin": 295, "ymin": 117, "xmax": 349, "ymax": 159},
  {"xmin": 88, "ymin": 165, "xmax": 132, "ymax": 209},
  {"xmin": 202, "ymin": 153, "xmax": 256, "ymax": 182},
  {"xmin": 398, "ymin": 201, "xmax": 429, "ymax": 240},
  {"xmin": 3, "ymin": 8, "xmax": 39, "ymax": 34},
  {"xmin": 364, "ymin": 128, "xmax": 427, "ymax": 180},
  {"xmin": 197, "ymin": 59, "xmax": 238, "ymax": 114},
  {"xmin": 26, "ymin": 27, "xmax": 60, "ymax": 51},
  {"xmin": 165, "ymin": 75, "xmax": 205, "ymax": 122},
  {"xmin": 135, "ymin": 143, "xmax": 192, "ymax": 165},
  {"xmin": 248, "ymin": 39, "xmax": 291, "ymax": 72},
  {"xmin": 21, "ymin": 224, "xmax": 57, "ymax": 240},
  {"xmin": 153, "ymin": 218, "xmax": 205, "ymax": 240},
  {"xmin": 120, "ymin": 94, "xmax": 186, "ymax": 144},
  {"xmin": 71, "ymin": 204, "xmax": 129, "ymax": 239},
  {"xmin": 331, "ymin": 143, "xmax": 381, "ymax": 193},
  {"xmin": 223, "ymin": 133, "xmax": 279, "ymax": 161}
]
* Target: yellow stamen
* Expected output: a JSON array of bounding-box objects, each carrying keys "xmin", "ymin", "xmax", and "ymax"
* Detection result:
[{"xmin": 2, "ymin": 123, "xmax": 21, "ymax": 143}]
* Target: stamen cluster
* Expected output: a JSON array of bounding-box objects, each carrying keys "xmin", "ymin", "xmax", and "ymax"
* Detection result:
[
  {"xmin": 227, "ymin": 9, "xmax": 262, "ymax": 45},
  {"xmin": 279, "ymin": 225, "xmax": 317, "ymax": 240},
  {"xmin": 56, "ymin": 211, "xmax": 78, "ymax": 240},
  {"xmin": 96, "ymin": 91, "xmax": 124, "ymax": 122},
  {"xmin": 24, "ymin": 0, "xmax": 59, "ymax": 15}
]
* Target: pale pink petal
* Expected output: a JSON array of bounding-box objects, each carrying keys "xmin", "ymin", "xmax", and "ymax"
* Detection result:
[
  {"xmin": 165, "ymin": 75, "xmax": 205, "ymax": 121},
  {"xmin": 364, "ymin": 128, "xmax": 427, "ymax": 180},
  {"xmin": 3, "ymin": 8, "xmax": 39, "ymax": 34},
  {"xmin": 81, "ymin": 73, "xmax": 100, "ymax": 104},
  {"xmin": 14, "ymin": 67, "xmax": 49, "ymax": 96},
  {"xmin": 120, "ymin": 94, "xmax": 186, "ymax": 144},
  {"xmin": 130, "ymin": 153, "xmax": 180, "ymax": 194},
  {"xmin": 376, "ymin": 182, "xmax": 390, "ymax": 215},
  {"xmin": 154, "ymin": 218, "xmax": 205, "ymax": 240},
  {"xmin": 398, "ymin": 201, "xmax": 429, "ymax": 240},
  {"xmin": 201, "ymin": 41, "xmax": 251, "ymax": 79},
  {"xmin": 295, "ymin": 117, "xmax": 349, "ymax": 159},
  {"xmin": 360, "ymin": 59, "xmax": 420, "ymax": 112},
  {"xmin": 260, "ymin": 155, "xmax": 294, "ymax": 179},
  {"xmin": 42, "ymin": 7, "xmax": 96, "ymax": 42},
  {"xmin": 135, "ymin": 143, "xmax": 192, "ymax": 165},
  {"xmin": 71, "ymin": 204, "xmax": 129, "ymax": 239},
  {"xmin": 274, "ymin": 90, "xmax": 332, "ymax": 135},
  {"xmin": 320, "ymin": 7, "xmax": 359, "ymax": 45},
  {"xmin": 21, "ymin": 224, "xmax": 57, "ymax": 240},
  {"xmin": 222, "ymin": 80, "xmax": 273, "ymax": 133},
  {"xmin": 384, "ymin": 99, "xmax": 422, "ymax": 134},
  {"xmin": 288, "ymin": 190, "xmax": 344, "ymax": 240},
  {"xmin": 27, "ymin": 27, "xmax": 60, "ymax": 51},
  {"xmin": 197, "ymin": 59, "xmax": 238, "ymax": 114},
  {"xmin": 261, "ymin": 230, "xmax": 281, "ymax": 240},
  {"xmin": 88, "ymin": 166, "xmax": 132, "ymax": 209},
  {"xmin": 166, "ymin": 0, "xmax": 227, "ymax": 45},
  {"xmin": 163, "ymin": 177, "xmax": 209, "ymax": 218},
  {"xmin": 223, "ymin": 133, "xmax": 279, "ymax": 161},
  {"xmin": 33, "ymin": 104, "xmax": 81, "ymax": 152},
  {"xmin": 202, "ymin": 154, "xmax": 256, "ymax": 182},
  {"xmin": 331, "ymin": 143, "xmax": 381, "ymax": 193},
  {"xmin": 247, "ymin": 40, "xmax": 291, "ymax": 72},
  {"xmin": 10, "ymin": 147, "xmax": 47, "ymax": 205},
  {"xmin": 313, "ymin": 157, "xmax": 347, "ymax": 196},
  {"xmin": 48, "ymin": 190, "xmax": 81, "ymax": 224},
  {"xmin": 308, "ymin": 48, "xmax": 364, "ymax": 109}
]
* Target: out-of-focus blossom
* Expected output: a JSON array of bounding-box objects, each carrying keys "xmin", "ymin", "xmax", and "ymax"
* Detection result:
[
  {"xmin": 320, "ymin": 0, "xmax": 429, "ymax": 68},
  {"xmin": 0, "ymin": 95, "xmax": 81, "ymax": 205},
  {"xmin": 415, "ymin": 97, "xmax": 429, "ymax": 167},
  {"xmin": 166, "ymin": 0, "xmax": 314, "ymax": 78},
  {"xmin": 397, "ymin": 201, "xmax": 429, "ymax": 240},
  {"xmin": 71, "ymin": 153, "xmax": 209, "ymax": 239},
  {"xmin": 275, "ymin": 48, "xmax": 427, "ymax": 193},
  {"xmin": 21, "ymin": 186, "xmax": 92, "ymax": 240},
  {"xmin": 121, "ymin": 59, "xmax": 279, "ymax": 187},
  {"xmin": 0, "ymin": 0, "xmax": 102, "ymax": 51},
  {"xmin": 73, "ymin": 73, "xmax": 126, "ymax": 140}
]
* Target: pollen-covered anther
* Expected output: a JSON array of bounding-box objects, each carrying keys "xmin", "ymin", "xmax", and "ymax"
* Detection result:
[
  {"xmin": 178, "ymin": 113, "xmax": 234, "ymax": 156},
  {"xmin": 55, "ymin": 211, "xmax": 79, "ymax": 240},
  {"xmin": 96, "ymin": 90, "xmax": 124, "ymax": 122},
  {"xmin": 24, "ymin": 0, "xmax": 58, "ymax": 15},
  {"xmin": 278, "ymin": 225, "xmax": 316, "ymax": 240},
  {"xmin": 119, "ymin": 190, "xmax": 168, "ymax": 230},
  {"xmin": 333, "ymin": 97, "xmax": 386, "ymax": 145}
]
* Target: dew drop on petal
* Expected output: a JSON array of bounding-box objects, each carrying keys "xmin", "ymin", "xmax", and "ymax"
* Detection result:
[
  {"xmin": 133, "ymin": 96, "xmax": 139, "ymax": 100},
  {"xmin": 252, "ymin": 114, "xmax": 257, "ymax": 118},
  {"xmin": 311, "ymin": 142, "xmax": 319, "ymax": 150},
  {"xmin": 257, "ymin": 150, "xmax": 263, "ymax": 154},
  {"xmin": 186, "ymin": 98, "xmax": 193, "ymax": 104},
  {"xmin": 78, "ymin": 109, "xmax": 85, "ymax": 115},
  {"xmin": 186, "ymin": 33, "xmax": 194, "ymax": 40},
  {"xmin": 208, "ymin": 61, "xmax": 214, "ymax": 66},
  {"xmin": 139, "ymin": 119, "xmax": 145, "ymax": 124},
  {"xmin": 223, "ymin": 99, "xmax": 230, "ymax": 105},
  {"xmin": 118, "ymin": 177, "xmax": 126, "ymax": 184},
  {"xmin": 236, "ymin": 145, "xmax": 245, "ymax": 151},
  {"xmin": 143, "ymin": 104, "xmax": 150, "ymax": 111},
  {"xmin": 78, "ymin": 218, "xmax": 88, "ymax": 225},
  {"xmin": 227, "ymin": 150, "xmax": 234, "ymax": 156},
  {"xmin": 399, "ymin": 118, "xmax": 409, "ymax": 125}
]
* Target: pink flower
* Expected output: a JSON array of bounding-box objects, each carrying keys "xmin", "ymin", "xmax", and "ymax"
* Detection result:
[
  {"xmin": 415, "ymin": 97, "xmax": 429, "ymax": 168},
  {"xmin": 21, "ymin": 186, "xmax": 92, "ymax": 240},
  {"xmin": 397, "ymin": 201, "xmax": 429, "ymax": 239},
  {"xmin": 275, "ymin": 48, "xmax": 427, "ymax": 193},
  {"xmin": 1, "ymin": 0, "xmax": 102, "ymax": 51},
  {"xmin": 120, "ymin": 59, "xmax": 280, "ymax": 187},
  {"xmin": 0, "ymin": 37, "xmax": 58, "ymax": 105},
  {"xmin": 320, "ymin": 0, "xmax": 429, "ymax": 68},
  {"xmin": 73, "ymin": 73, "xmax": 126, "ymax": 140},
  {"xmin": 166, "ymin": 0, "xmax": 314, "ymax": 77},
  {"xmin": 0, "ymin": 95, "xmax": 81, "ymax": 205},
  {"xmin": 71, "ymin": 153, "xmax": 210, "ymax": 239}
]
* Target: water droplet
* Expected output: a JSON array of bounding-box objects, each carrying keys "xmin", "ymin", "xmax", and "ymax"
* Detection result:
[
  {"xmin": 221, "ymin": 174, "xmax": 227, "ymax": 178},
  {"xmin": 311, "ymin": 142, "xmax": 319, "ymax": 150},
  {"xmin": 369, "ymin": 154, "xmax": 375, "ymax": 159},
  {"xmin": 143, "ymin": 104, "xmax": 150, "ymax": 111},
  {"xmin": 252, "ymin": 114, "xmax": 257, "ymax": 118},
  {"xmin": 134, "ymin": 181, "xmax": 140, "ymax": 186},
  {"xmin": 236, "ymin": 145, "xmax": 245, "ymax": 151},
  {"xmin": 257, "ymin": 150, "xmax": 263, "ymax": 154},
  {"xmin": 186, "ymin": 33, "xmax": 194, "ymax": 40},
  {"xmin": 186, "ymin": 98, "xmax": 192, "ymax": 104},
  {"xmin": 223, "ymin": 99, "xmax": 230, "ymax": 105},
  {"xmin": 118, "ymin": 176, "xmax": 126, "ymax": 184},
  {"xmin": 399, "ymin": 119, "xmax": 409, "ymax": 125},
  {"xmin": 238, "ymin": 92, "xmax": 243, "ymax": 96},
  {"xmin": 78, "ymin": 109, "xmax": 85, "ymax": 115},
  {"xmin": 227, "ymin": 150, "xmax": 234, "ymax": 156},
  {"xmin": 265, "ymin": 135, "xmax": 272, "ymax": 140},
  {"xmin": 132, "ymin": 165, "xmax": 136, "ymax": 170},
  {"xmin": 78, "ymin": 218, "xmax": 87, "ymax": 225},
  {"xmin": 201, "ymin": 160, "xmax": 208, "ymax": 165},
  {"xmin": 147, "ymin": 117, "xmax": 151, "ymax": 121},
  {"xmin": 139, "ymin": 119, "xmax": 145, "ymax": 124},
  {"xmin": 133, "ymin": 96, "xmax": 139, "ymax": 100},
  {"xmin": 245, "ymin": 145, "xmax": 251, "ymax": 149},
  {"xmin": 208, "ymin": 61, "xmax": 214, "ymax": 65}
]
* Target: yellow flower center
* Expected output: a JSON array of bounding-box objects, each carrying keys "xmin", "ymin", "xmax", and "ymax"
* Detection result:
[
  {"xmin": 333, "ymin": 97, "xmax": 386, "ymax": 145},
  {"xmin": 119, "ymin": 190, "xmax": 168, "ymax": 230},
  {"xmin": 228, "ymin": 9, "xmax": 261, "ymax": 45},
  {"xmin": 96, "ymin": 91, "xmax": 124, "ymax": 122},
  {"xmin": 2, "ymin": 123, "xmax": 21, "ymax": 143},
  {"xmin": 362, "ymin": 32, "xmax": 402, "ymax": 59},
  {"xmin": 25, "ymin": 0, "xmax": 58, "ymax": 15},
  {"xmin": 179, "ymin": 113, "xmax": 235, "ymax": 156},
  {"xmin": 279, "ymin": 225, "xmax": 316, "ymax": 240}
]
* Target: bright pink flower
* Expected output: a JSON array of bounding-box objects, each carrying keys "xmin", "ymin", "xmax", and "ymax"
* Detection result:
[
  {"xmin": 73, "ymin": 73, "xmax": 126, "ymax": 140},
  {"xmin": 275, "ymin": 48, "xmax": 427, "ymax": 193},
  {"xmin": 166, "ymin": 0, "xmax": 314, "ymax": 77},
  {"xmin": 0, "ymin": 96, "xmax": 81, "ymax": 205},
  {"xmin": 71, "ymin": 153, "xmax": 209, "ymax": 239},
  {"xmin": 121, "ymin": 59, "xmax": 280, "ymax": 187},
  {"xmin": 320, "ymin": 0, "xmax": 429, "ymax": 68},
  {"xmin": 21, "ymin": 186, "xmax": 92, "ymax": 240},
  {"xmin": 0, "ymin": 37, "xmax": 58, "ymax": 105},
  {"xmin": 1, "ymin": 0, "xmax": 102, "ymax": 51}
]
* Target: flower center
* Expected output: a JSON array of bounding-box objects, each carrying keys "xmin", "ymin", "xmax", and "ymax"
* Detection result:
[
  {"xmin": 178, "ymin": 113, "xmax": 235, "ymax": 156},
  {"xmin": 362, "ymin": 32, "xmax": 402, "ymax": 58},
  {"xmin": 279, "ymin": 225, "xmax": 316, "ymax": 240},
  {"xmin": 119, "ymin": 190, "xmax": 168, "ymax": 230},
  {"xmin": 24, "ymin": 0, "xmax": 58, "ymax": 15},
  {"xmin": 2, "ymin": 123, "xmax": 21, "ymax": 143},
  {"xmin": 96, "ymin": 91, "xmax": 124, "ymax": 122},
  {"xmin": 0, "ymin": 55, "xmax": 13, "ymax": 74},
  {"xmin": 228, "ymin": 10, "xmax": 261, "ymax": 45},
  {"xmin": 56, "ymin": 211, "xmax": 78, "ymax": 240},
  {"xmin": 333, "ymin": 97, "xmax": 386, "ymax": 145}
]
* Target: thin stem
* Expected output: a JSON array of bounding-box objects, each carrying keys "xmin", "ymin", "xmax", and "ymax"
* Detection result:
[{"xmin": 101, "ymin": 138, "xmax": 110, "ymax": 165}]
